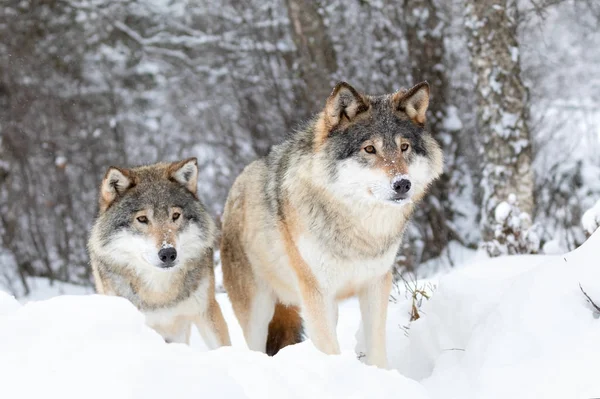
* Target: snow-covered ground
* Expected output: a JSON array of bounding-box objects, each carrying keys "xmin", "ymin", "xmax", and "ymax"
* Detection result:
[{"xmin": 1, "ymin": 228, "xmax": 599, "ymax": 398}]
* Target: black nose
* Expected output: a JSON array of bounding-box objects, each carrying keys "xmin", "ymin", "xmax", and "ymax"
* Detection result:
[
  {"xmin": 393, "ymin": 179, "xmax": 411, "ymax": 195},
  {"xmin": 158, "ymin": 247, "xmax": 177, "ymax": 266}
]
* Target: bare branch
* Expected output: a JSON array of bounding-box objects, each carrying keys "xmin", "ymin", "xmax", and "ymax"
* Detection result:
[{"xmin": 579, "ymin": 284, "xmax": 600, "ymax": 314}]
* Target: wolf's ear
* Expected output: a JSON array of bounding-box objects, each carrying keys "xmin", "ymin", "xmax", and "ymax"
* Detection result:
[
  {"xmin": 169, "ymin": 158, "xmax": 198, "ymax": 195},
  {"xmin": 393, "ymin": 81, "xmax": 430, "ymax": 125},
  {"xmin": 100, "ymin": 167, "xmax": 133, "ymax": 212},
  {"xmin": 323, "ymin": 82, "xmax": 369, "ymax": 130}
]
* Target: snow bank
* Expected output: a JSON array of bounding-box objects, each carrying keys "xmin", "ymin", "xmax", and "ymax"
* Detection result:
[
  {"xmin": 2, "ymin": 232, "xmax": 600, "ymax": 398},
  {"xmin": 0, "ymin": 291, "xmax": 20, "ymax": 316},
  {"xmin": 391, "ymin": 229, "xmax": 600, "ymax": 399},
  {"xmin": 0, "ymin": 294, "xmax": 428, "ymax": 399}
]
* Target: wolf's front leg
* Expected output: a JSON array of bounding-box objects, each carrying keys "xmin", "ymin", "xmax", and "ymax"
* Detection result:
[
  {"xmin": 193, "ymin": 298, "xmax": 231, "ymax": 349},
  {"xmin": 299, "ymin": 283, "xmax": 340, "ymax": 355},
  {"xmin": 358, "ymin": 271, "xmax": 392, "ymax": 368}
]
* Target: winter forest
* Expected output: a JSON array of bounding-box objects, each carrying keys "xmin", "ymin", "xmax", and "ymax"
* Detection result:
[{"xmin": 1, "ymin": 0, "xmax": 599, "ymax": 295}]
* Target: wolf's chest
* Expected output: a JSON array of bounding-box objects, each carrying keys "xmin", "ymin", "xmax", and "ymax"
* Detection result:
[
  {"xmin": 296, "ymin": 234, "xmax": 398, "ymax": 293},
  {"xmin": 144, "ymin": 285, "xmax": 207, "ymax": 321},
  {"xmin": 295, "ymin": 196, "xmax": 407, "ymax": 262},
  {"xmin": 111, "ymin": 264, "xmax": 203, "ymax": 312}
]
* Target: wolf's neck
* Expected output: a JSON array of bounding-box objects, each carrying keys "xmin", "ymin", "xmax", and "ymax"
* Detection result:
[{"xmin": 101, "ymin": 259, "xmax": 203, "ymax": 311}]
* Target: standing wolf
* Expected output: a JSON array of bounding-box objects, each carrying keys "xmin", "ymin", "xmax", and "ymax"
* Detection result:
[
  {"xmin": 88, "ymin": 158, "xmax": 231, "ymax": 348},
  {"xmin": 221, "ymin": 81, "xmax": 443, "ymax": 368}
]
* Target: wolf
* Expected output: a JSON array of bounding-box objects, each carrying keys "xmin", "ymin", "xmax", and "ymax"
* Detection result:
[
  {"xmin": 220, "ymin": 81, "xmax": 443, "ymax": 368},
  {"xmin": 88, "ymin": 158, "xmax": 231, "ymax": 348}
]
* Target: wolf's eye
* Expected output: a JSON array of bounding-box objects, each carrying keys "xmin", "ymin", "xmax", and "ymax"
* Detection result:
[
  {"xmin": 400, "ymin": 143, "xmax": 410, "ymax": 152},
  {"xmin": 364, "ymin": 145, "xmax": 376, "ymax": 154},
  {"xmin": 172, "ymin": 212, "xmax": 181, "ymax": 221},
  {"xmin": 136, "ymin": 216, "xmax": 148, "ymax": 224}
]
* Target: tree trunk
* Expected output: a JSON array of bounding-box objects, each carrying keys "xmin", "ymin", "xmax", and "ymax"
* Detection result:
[
  {"xmin": 285, "ymin": 0, "xmax": 337, "ymax": 116},
  {"xmin": 402, "ymin": 0, "xmax": 460, "ymax": 261},
  {"xmin": 464, "ymin": 0, "xmax": 535, "ymax": 243}
]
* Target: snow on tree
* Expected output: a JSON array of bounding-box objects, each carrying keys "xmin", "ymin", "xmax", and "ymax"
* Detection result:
[
  {"xmin": 464, "ymin": 0, "xmax": 535, "ymax": 250},
  {"xmin": 402, "ymin": 0, "xmax": 473, "ymax": 264},
  {"xmin": 582, "ymin": 199, "xmax": 600, "ymax": 237},
  {"xmin": 484, "ymin": 193, "xmax": 540, "ymax": 257}
]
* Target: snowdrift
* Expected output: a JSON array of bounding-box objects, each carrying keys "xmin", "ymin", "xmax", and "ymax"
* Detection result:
[
  {"xmin": 1, "ymin": 228, "xmax": 599, "ymax": 399},
  {"xmin": 0, "ymin": 294, "xmax": 426, "ymax": 399},
  {"xmin": 386, "ymin": 227, "xmax": 600, "ymax": 398}
]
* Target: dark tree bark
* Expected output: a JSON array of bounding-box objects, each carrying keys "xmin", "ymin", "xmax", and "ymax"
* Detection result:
[
  {"xmin": 402, "ymin": 0, "xmax": 464, "ymax": 261},
  {"xmin": 285, "ymin": 0, "xmax": 337, "ymax": 117}
]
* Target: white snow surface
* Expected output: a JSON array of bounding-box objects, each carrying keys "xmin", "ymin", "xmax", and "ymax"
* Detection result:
[
  {"xmin": 389, "ymin": 229, "xmax": 600, "ymax": 399},
  {"xmin": 0, "ymin": 294, "xmax": 427, "ymax": 399},
  {"xmin": 2, "ymin": 230, "xmax": 600, "ymax": 398}
]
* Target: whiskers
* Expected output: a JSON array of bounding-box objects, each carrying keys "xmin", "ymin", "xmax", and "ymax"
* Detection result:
[{"xmin": 368, "ymin": 182, "xmax": 395, "ymax": 201}]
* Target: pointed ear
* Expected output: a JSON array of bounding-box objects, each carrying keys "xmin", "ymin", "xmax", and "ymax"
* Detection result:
[
  {"xmin": 323, "ymin": 82, "xmax": 369, "ymax": 130},
  {"xmin": 100, "ymin": 167, "xmax": 133, "ymax": 212},
  {"xmin": 169, "ymin": 158, "xmax": 198, "ymax": 195},
  {"xmin": 393, "ymin": 81, "xmax": 430, "ymax": 125}
]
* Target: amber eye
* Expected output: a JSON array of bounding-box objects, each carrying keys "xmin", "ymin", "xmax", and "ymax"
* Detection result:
[
  {"xmin": 364, "ymin": 145, "xmax": 376, "ymax": 154},
  {"xmin": 172, "ymin": 212, "xmax": 181, "ymax": 221},
  {"xmin": 136, "ymin": 216, "xmax": 148, "ymax": 224},
  {"xmin": 400, "ymin": 143, "xmax": 410, "ymax": 152}
]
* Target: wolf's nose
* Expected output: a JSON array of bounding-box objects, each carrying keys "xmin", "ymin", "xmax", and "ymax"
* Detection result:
[
  {"xmin": 393, "ymin": 179, "xmax": 411, "ymax": 195},
  {"xmin": 158, "ymin": 247, "xmax": 177, "ymax": 266}
]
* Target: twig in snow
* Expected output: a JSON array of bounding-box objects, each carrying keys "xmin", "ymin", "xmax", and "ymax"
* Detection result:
[
  {"xmin": 579, "ymin": 283, "xmax": 600, "ymax": 313},
  {"xmin": 399, "ymin": 273, "xmax": 435, "ymax": 321}
]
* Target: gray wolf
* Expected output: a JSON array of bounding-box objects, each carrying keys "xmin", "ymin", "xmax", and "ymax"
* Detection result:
[
  {"xmin": 88, "ymin": 158, "xmax": 231, "ymax": 347},
  {"xmin": 220, "ymin": 81, "xmax": 443, "ymax": 368}
]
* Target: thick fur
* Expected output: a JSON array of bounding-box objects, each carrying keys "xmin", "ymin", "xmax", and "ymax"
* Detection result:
[
  {"xmin": 88, "ymin": 159, "xmax": 230, "ymax": 348},
  {"xmin": 266, "ymin": 303, "xmax": 303, "ymax": 356},
  {"xmin": 221, "ymin": 82, "xmax": 443, "ymax": 367}
]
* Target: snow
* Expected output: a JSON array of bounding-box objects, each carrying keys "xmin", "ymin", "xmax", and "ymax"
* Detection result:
[
  {"xmin": 494, "ymin": 201, "xmax": 512, "ymax": 223},
  {"xmin": 389, "ymin": 229, "xmax": 600, "ymax": 398},
  {"xmin": 510, "ymin": 46, "xmax": 519, "ymax": 63},
  {"xmin": 54, "ymin": 155, "xmax": 67, "ymax": 167},
  {"xmin": 542, "ymin": 239, "xmax": 565, "ymax": 255},
  {"xmin": 443, "ymin": 105, "xmax": 463, "ymax": 131},
  {"xmin": 0, "ymin": 294, "xmax": 428, "ymax": 399},
  {"xmin": 510, "ymin": 138, "xmax": 529, "ymax": 153},
  {"xmin": 486, "ymin": 196, "xmax": 539, "ymax": 256},
  {"xmin": 412, "ymin": 240, "xmax": 483, "ymax": 278},
  {"xmin": 0, "ymin": 291, "xmax": 20, "ymax": 316},
  {"xmin": 2, "ymin": 230, "xmax": 600, "ymax": 398},
  {"xmin": 582, "ymin": 199, "xmax": 600, "ymax": 235}
]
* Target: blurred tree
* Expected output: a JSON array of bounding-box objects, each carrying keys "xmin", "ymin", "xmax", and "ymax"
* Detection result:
[
  {"xmin": 401, "ymin": 0, "xmax": 469, "ymax": 263},
  {"xmin": 464, "ymin": 0, "xmax": 535, "ymax": 247},
  {"xmin": 285, "ymin": 0, "xmax": 337, "ymax": 116}
]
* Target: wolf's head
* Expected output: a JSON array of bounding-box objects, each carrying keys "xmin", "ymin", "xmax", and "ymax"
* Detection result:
[
  {"xmin": 91, "ymin": 158, "xmax": 214, "ymax": 272},
  {"xmin": 311, "ymin": 81, "xmax": 443, "ymax": 206}
]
